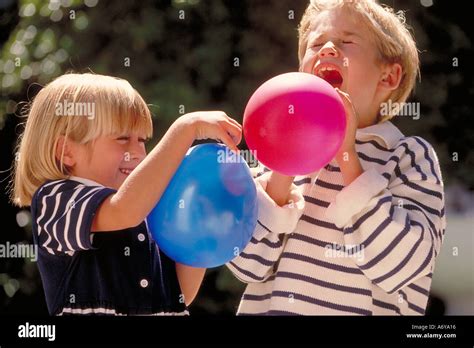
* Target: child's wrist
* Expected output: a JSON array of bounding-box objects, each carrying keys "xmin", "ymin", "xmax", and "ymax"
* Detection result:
[
  {"xmin": 336, "ymin": 149, "xmax": 363, "ymax": 186},
  {"xmin": 335, "ymin": 146, "xmax": 357, "ymax": 164},
  {"xmin": 269, "ymin": 171, "xmax": 295, "ymax": 185},
  {"xmin": 266, "ymin": 171, "xmax": 295, "ymax": 207},
  {"xmin": 173, "ymin": 114, "xmax": 199, "ymax": 140}
]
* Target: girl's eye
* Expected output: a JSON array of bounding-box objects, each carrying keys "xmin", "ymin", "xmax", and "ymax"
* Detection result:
[
  {"xmin": 342, "ymin": 41, "xmax": 354, "ymax": 44},
  {"xmin": 116, "ymin": 137, "xmax": 129, "ymax": 144}
]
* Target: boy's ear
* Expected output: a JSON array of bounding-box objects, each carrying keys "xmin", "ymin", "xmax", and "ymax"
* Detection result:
[
  {"xmin": 379, "ymin": 63, "xmax": 403, "ymax": 91},
  {"xmin": 55, "ymin": 136, "xmax": 76, "ymax": 170}
]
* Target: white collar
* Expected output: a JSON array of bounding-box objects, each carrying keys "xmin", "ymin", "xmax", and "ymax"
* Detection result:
[
  {"xmin": 356, "ymin": 121, "xmax": 404, "ymax": 149},
  {"xmin": 69, "ymin": 176, "xmax": 104, "ymax": 187}
]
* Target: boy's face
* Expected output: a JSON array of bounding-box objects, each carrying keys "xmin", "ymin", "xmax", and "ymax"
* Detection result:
[
  {"xmin": 300, "ymin": 7, "xmax": 394, "ymax": 128},
  {"xmin": 66, "ymin": 132, "xmax": 147, "ymax": 190}
]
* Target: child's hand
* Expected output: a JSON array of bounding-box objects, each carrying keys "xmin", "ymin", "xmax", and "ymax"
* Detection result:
[
  {"xmin": 334, "ymin": 88, "xmax": 359, "ymax": 162},
  {"xmin": 181, "ymin": 111, "xmax": 242, "ymax": 152},
  {"xmin": 333, "ymin": 89, "xmax": 364, "ymax": 186}
]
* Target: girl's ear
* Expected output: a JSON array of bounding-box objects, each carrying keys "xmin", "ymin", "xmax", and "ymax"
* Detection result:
[
  {"xmin": 379, "ymin": 63, "xmax": 403, "ymax": 91},
  {"xmin": 55, "ymin": 136, "xmax": 76, "ymax": 169}
]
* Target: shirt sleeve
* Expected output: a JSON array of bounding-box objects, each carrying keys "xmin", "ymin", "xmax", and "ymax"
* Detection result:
[
  {"xmin": 325, "ymin": 136, "xmax": 446, "ymax": 294},
  {"xmin": 32, "ymin": 180, "xmax": 116, "ymax": 255},
  {"xmin": 227, "ymin": 169, "xmax": 305, "ymax": 283}
]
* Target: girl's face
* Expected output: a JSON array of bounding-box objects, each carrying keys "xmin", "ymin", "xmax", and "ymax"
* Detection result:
[
  {"xmin": 68, "ymin": 132, "xmax": 147, "ymax": 190},
  {"xmin": 300, "ymin": 7, "xmax": 397, "ymax": 127}
]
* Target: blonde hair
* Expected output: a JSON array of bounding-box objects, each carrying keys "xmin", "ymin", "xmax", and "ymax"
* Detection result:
[
  {"xmin": 11, "ymin": 73, "xmax": 153, "ymax": 207},
  {"xmin": 298, "ymin": 0, "xmax": 420, "ymax": 122}
]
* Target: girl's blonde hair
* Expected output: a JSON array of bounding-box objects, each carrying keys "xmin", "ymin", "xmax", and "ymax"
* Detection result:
[
  {"xmin": 298, "ymin": 0, "xmax": 420, "ymax": 122},
  {"xmin": 11, "ymin": 73, "xmax": 153, "ymax": 207}
]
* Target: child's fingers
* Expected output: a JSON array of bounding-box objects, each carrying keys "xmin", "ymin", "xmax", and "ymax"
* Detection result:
[
  {"xmin": 222, "ymin": 114, "xmax": 243, "ymax": 135},
  {"xmin": 335, "ymin": 88, "xmax": 351, "ymax": 108},
  {"xmin": 226, "ymin": 115, "xmax": 243, "ymax": 129},
  {"xmin": 222, "ymin": 120, "xmax": 243, "ymax": 145},
  {"xmin": 217, "ymin": 129, "xmax": 240, "ymax": 153},
  {"xmin": 335, "ymin": 88, "xmax": 358, "ymax": 123}
]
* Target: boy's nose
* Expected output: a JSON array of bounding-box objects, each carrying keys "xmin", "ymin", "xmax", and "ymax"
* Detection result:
[{"xmin": 318, "ymin": 42, "xmax": 339, "ymax": 58}]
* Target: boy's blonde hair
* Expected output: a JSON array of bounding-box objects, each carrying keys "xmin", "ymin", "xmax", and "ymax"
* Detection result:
[
  {"xmin": 11, "ymin": 73, "xmax": 153, "ymax": 207},
  {"xmin": 298, "ymin": 0, "xmax": 420, "ymax": 122}
]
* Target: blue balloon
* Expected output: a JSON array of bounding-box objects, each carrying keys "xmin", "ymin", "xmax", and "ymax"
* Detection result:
[{"xmin": 147, "ymin": 143, "xmax": 258, "ymax": 268}]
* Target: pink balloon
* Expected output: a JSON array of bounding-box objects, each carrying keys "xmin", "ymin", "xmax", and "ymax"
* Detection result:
[{"xmin": 243, "ymin": 72, "xmax": 346, "ymax": 176}]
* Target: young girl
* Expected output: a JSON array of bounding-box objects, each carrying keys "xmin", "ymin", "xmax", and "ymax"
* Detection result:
[{"xmin": 12, "ymin": 73, "xmax": 242, "ymax": 315}]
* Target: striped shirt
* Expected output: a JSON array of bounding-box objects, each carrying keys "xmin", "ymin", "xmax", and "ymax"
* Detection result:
[
  {"xmin": 31, "ymin": 176, "xmax": 187, "ymax": 316},
  {"xmin": 227, "ymin": 121, "xmax": 446, "ymax": 315}
]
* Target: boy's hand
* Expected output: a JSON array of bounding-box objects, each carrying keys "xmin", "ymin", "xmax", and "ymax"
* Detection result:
[
  {"xmin": 180, "ymin": 111, "xmax": 242, "ymax": 152},
  {"xmin": 333, "ymin": 89, "xmax": 364, "ymax": 186},
  {"xmin": 334, "ymin": 88, "xmax": 359, "ymax": 163}
]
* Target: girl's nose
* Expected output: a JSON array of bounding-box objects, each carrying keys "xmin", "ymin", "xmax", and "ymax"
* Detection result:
[{"xmin": 126, "ymin": 140, "xmax": 145, "ymax": 161}]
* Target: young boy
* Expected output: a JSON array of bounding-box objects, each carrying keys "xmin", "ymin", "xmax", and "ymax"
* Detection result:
[{"xmin": 228, "ymin": 0, "xmax": 446, "ymax": 315}]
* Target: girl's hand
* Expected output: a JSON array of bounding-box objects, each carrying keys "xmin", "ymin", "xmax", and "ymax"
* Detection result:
[{"xmin": 179, "ymin": 111, "xmax": 242, "ymax": 152}]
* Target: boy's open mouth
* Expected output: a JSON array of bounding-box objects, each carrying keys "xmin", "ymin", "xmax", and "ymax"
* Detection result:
[{"xmin": 313, "ymin": 64, "xmax": 344, "ymax": 89}]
